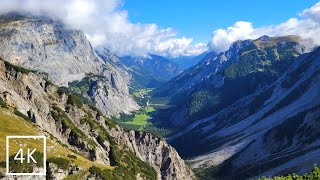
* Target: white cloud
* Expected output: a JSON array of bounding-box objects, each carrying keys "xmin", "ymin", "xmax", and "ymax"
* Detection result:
[
  {"xmin": 301, "ymin": 2, "xmax": 320, "ymax": 22},
  {"xmin": 0, "ymin": 0, "xmax": 207, "ymax": 58},
  {"xmin": 208, "ymin": 21, "xmax": 255, "ymax": 53},
  {"xmin": 209, "ymin": 2, "xmax": 320, "ymax": 53}
]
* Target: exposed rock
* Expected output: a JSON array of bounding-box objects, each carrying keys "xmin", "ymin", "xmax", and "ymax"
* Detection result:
[
  {"xmin": 110, "ymin": 129, "xmax": 195, "ymax": 180},
  {"xmin": 0, "ymin": 12, "xmax": 139, "ymax": 117},
  {"xmin": 0, "ymin": 59, "xmax": 194, "ymax": 179}
]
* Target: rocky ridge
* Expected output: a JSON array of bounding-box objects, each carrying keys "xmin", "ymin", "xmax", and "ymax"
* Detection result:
[
  {"xmin": 168, "ymin": 46, "xmax": 320, "ymax": 179},
  {"xmin": 0, "ymin": 58, "xmax": 195, "ymax": 179},
  {"xmin": 153, "ymin": 35, "xmax": 309, "ymax": 127}
]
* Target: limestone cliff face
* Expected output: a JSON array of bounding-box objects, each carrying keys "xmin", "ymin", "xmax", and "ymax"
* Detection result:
[
  {"xmin": 0, "ymin": 12, "xmax": 139, "ymax": 117},
  {"xmin": 110, "ymin": 130, "xmax": 195, "ymax": 180},
  {"xmin": 0, "ymin": 12, "xmax": 103, "ymax": 85},
  {"xmin": 0, "ymin": 59, "xmax": 195, "ymax": 179}
]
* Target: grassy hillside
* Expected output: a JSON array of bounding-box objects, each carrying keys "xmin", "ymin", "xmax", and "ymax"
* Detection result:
[
  {"xmin": 0, "ymin": 108, "xmax": 113, "ymax": 176},
  {"xmin": 0, "ymin": 105, "xmax": 157, "ymax": 179}
]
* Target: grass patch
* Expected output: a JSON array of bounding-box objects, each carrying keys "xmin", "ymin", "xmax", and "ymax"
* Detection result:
[
  {"xmin": 64, "ymin": 170, "xmax": 88, "ymax": 180},
  {"xmin": 133, "ymin": 88, "xmax": 154, "ymax": 98},
  {"xmin": 47, "ymin": 157, "xmax": 70, "ymax": 170},
  {"xmin": 13, "ymin": 108, "xmax": 33, "ymax": 122},
  {"xmin": 125, "ymin": 113, "xmax": 149, "ymax": 126},
  {"xmin": 67, "ymin": 154, "xmax": 77, "ymax": 159},
  {"xmin": 146, "ymin": 106, "xmax": 156, "ymax": 113},
  {"xmin": 0, "ymin": 97, "xmax": 7, "ymax": 108},
  {"xmin": 3, "ymin": 60, "xmax": 33, "ymax": 74},
  {"xmin": 67, "ymin": 94, "xmax": 83, "ymax": 109}
]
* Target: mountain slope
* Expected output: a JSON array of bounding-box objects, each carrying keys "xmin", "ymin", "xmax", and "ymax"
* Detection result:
[
  {"xmin": 0, "ymin": 58, "xmax": 195, "ymax": 179},
  {"xmin": 168, "ymin": 46, "xmax": 320, "ymax": 179},
  {"xmin": 0, "ymin": 12, "xmax": 139, "ymax": 117},
  {"xmin": 152, "ymin": 35, "xmax": 309, "ymax": 127},
  {"xmin": 0, "ymin": 107, "xmax": 115, "ymax": 179},
  {"xmin": 121, "ymin": 54, "xmax": 184, "ymax": 89}
]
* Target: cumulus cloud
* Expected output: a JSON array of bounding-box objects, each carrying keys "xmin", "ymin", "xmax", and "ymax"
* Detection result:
[
  {"xmin": 209, "ymin": 2, "xmax": 320, "ymax": 53},
  {"xmin": 208, "ymin": 21, "xmax": 254, "ymax": 53},
  {"xmin": 0, "ymin": 0, "xmax": 207, "ymax": 57},
  {"xmin": 301, "ymin": 2, "xmax": 320, "ymax": 22}
]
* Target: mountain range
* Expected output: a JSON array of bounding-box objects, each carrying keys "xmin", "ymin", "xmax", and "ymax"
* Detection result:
[
  {"xmin": 152, "ymin": 35, "xmax": 320, "ymax": 179},
  {"xmin": 0, "ymin": 11, "xmax": 319, "ymax": 180},
  {"xmin": 170, "ymin": 52, "xmax": 213, "ymax": 69},
  {"xmin": 0, "ymin": 12, "xmax": 194, "ymax": 180},
  {"xmin": 152, "ymin": 35, "xmax": 308, "ymax": 127},
  {"xmin": 121, "ymin": 54, "xmax": 184, "ymax": 89}
]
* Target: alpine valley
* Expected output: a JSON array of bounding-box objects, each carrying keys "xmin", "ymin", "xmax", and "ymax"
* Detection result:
[
  {"xmin": 0, "ymin": 8, "xmax": 320, "ymax": 180},
  {"xmin": 0, "ymin": 13, "xmax": 194, "ymax": 180}
]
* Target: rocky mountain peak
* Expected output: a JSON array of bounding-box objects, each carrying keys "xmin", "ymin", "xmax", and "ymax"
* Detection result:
[
  {"xmin": 257, "ymin": 35, "xmax": 270, "ymax": 40},
  {"xmin": 0, "ymin": 12, "xmax": 104, "ymax": 85},
  {"xmin": 0, "ymin": 12, "xmax": 139, "ymax": 117}
]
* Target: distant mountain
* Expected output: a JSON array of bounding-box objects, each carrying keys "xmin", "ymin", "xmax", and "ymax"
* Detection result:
[
  {"xmin": 121, "ymin": 54, "xmax": 184, "ymax": 89},
  {"xmin": 170, "ymin": 51, "xmax": 216, "ymax": 69},
  {"xmin": 152, "ymin": 35, "xmax": 309, "ymax": 127}
]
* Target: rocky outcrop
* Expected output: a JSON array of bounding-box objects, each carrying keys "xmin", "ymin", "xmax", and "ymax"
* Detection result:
[
  {"xmin": 0, "ymin": 12, "xmax": 139, "ymax": 117},
  {"xmin": 0, "ymin": 59, "xmax": 194, "ymax": 179},
  {"xmin": 0, "ymin": 12, "xmax": 103, "ymax": 85},
  {"xmin": 129, "ymin": 132, "xmax": 195, "ymax": 180},
  {"xmin": 110, "ymin": 129, "xmax": 195, "ymax": 180}
]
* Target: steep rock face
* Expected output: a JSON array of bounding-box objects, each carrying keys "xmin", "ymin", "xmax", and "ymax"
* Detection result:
[
  {"xmin": 0, "ymin": 60, "xmax": 109, "ymax": 164},
  {"xmin": 0, "ymin": 59, "xmax": 194, "ymax": 179},
  {"xmin": 0, "ymin": 12, "xmax": 103, "ymax": 85},
  {"xmin": 110, "ymin": 130, "xmax": 195, "ymax": 180},
  {"xmin": 169, "ymin": 47, "xmax": 320, "ymax": 179},
  {"xmin": 0, "ymin": 12, "xmax": 139, "ymax": 117},
  {"xmin": 153, "ymin": 35, "xmax": 309, "ymax": 127}
]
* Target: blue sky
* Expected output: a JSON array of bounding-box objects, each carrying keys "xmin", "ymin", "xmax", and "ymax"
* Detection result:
[
  {"xmin": 3, "ymin": 0, "xmax": 319, "ymax": 57},
  {"xmin": 124, "ymin": 0, "xmax": 319, "ymax": 43}
]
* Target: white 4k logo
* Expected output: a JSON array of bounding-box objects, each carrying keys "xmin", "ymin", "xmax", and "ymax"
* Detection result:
[{"xmin": 14, "ymin": 148, "xmax": 37, "ymax": 164}]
